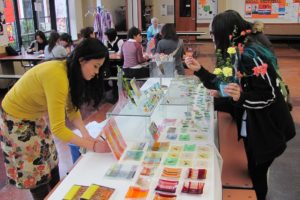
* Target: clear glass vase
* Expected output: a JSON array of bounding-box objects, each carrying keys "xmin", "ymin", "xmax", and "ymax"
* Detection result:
[{"xmin": 219, "ymin": 82, "xmax": 229, "ymax": 97}]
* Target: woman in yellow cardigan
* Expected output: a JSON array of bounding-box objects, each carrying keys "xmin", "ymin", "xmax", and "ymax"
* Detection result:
[{"xmin": 0, "ymin": 38, "xmax": 110, "ymax": 200}]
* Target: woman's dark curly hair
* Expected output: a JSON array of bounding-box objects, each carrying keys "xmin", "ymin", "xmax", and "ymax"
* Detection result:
[{"xmin": 66, "ymin": 38, "xmax": 108, "ymax": 110}]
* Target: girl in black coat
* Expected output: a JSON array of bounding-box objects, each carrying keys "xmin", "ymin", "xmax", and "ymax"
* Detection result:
[{"xmin": 185, "ymin": 11, "xmax": 295, "ymax": 200}]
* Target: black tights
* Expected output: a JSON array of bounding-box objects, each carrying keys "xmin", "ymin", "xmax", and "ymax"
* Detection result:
[
  {"xmin": 30, "ymin": 166, "xmax": 60, "ymax": 200},
  {"xmin": 243, "ymin": 138, "xmax": 274, "ymax": 200}
]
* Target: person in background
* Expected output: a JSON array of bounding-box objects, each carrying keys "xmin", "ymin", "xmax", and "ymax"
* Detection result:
[
  {"xmin": 59, "ymin": 33, "xmax": 74, "ymax": 55},
  {"xmin": 44, "ymin": 31, "xmax": 67, "ymax": 59},
  {"xmin": 121, "ymin": 26, "xmax": 149, "ymax": 79},
  {"xmin": 185, "ymin": 10, "xmax": 295, "ymax": 200},
  {"xmin": 146, "ymin": 32, "xmax": 162, "ymax": 54},
  {"xmin": 80, "ymin": 27, "xmax": 96, "ymax": 39},
  {"xmin": 0, "ymin": 38, "xmax": 111, "ymax": 200},
  {"xmin": 104, "ymin": 28, "xmax": 124, "ymax": 55},
  {"xmin": 73, "ymin": 27, "xmax": 96, "ymax": 47},
  {"xmin": 147, "ymin": 17, "xmax": 160, "ymax": 42},
  {"xmin": 155, "ymin": 23, "xmax": 185, "ymax": 75},
  {"xmin": 27, "ymin": 30, "xmax": 48, "ymax": 54}
]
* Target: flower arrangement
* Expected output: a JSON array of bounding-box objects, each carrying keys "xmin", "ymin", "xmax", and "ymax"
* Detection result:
[
  {"xmin": 213, "ymin": 25, "xmax": 254, "ymax": 83},
  {"xmin": 213, "ymin": 48, "xmax": 235, "ymax": 84}
]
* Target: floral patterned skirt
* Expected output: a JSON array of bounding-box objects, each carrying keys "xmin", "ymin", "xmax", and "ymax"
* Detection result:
[{"xmin": 0, "ymin": 111, "xmax": 58, "ymax": 189}]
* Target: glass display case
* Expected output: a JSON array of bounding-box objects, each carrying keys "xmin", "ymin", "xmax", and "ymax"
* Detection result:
[{"xmin": 106, "ymin": 75, "xmax": 169, "ymax": 142}]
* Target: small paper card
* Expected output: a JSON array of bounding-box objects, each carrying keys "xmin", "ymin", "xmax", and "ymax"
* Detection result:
[
  {"xmin": 125, "ymin": 186, "xmax": 149, "ymax": 199},
  {"xmin": 80, "ymin": 184, "xmax": 115, "ymax": 200},
  {"xmin": 143, "ymin": 152, "xmax": 163, "ymax": 165},
  {"xmin": 105, "ymin": 164, "xmax": 138, "ymax": 180},
  {"xmin": 129, "ymin": 142, "xmax": 146, "ymax": 151},
  {"xmin": 149, "ymin": 122, "xmax": 160, "ymax": 141},
  {"xmin": 101, "ymin": 118, "xmax": 127, "ymax": 160},
  {"xmin": 148, "ymin": 141, "xmax": 170, "ymax": 152},
  {"xmin": 130, "ymin": 78, "xmax": 142, "ymax": 98},
  {"xmin": 63, "ymin": 185, "xmax": 88, "ymax": 200},
  {"xmin": 123, "ymin": 150, "xmax": 144, "ymax": 161}
]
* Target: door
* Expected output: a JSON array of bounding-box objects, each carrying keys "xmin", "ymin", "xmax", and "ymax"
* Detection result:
[{"xmin": 175, "ymin": 0, "xmax": 196, "ymax": 31}]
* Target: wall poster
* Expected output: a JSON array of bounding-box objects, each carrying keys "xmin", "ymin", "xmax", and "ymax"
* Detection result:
[
  {"xmin": 245, "ymin": 0, "xmax": 299, "ymax": 22},
  {"xmin": 196, "ymin": 0, "xmax": 217, "ymax": 23}
]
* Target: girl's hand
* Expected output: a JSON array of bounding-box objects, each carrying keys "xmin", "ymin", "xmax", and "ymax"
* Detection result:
[
  {"xmin": 93, "ymin": 140, "xmax": 111, "ymax": 153},
  {"xmin": 224, "ymin": 83, "xmax": 241, "ymax": 101},
  {"xmin": 184, "ymin": 57, "xmax": 201, "ymax": 72}
]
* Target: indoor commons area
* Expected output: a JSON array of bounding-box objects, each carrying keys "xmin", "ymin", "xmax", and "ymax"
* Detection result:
[{"xmin": 0, "ymin": 0, "xmax": 299, "ymax": 200}]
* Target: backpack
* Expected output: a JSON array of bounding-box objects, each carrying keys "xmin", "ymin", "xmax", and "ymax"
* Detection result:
[{"xmin": 5, "ymin": 46, "xmax": 19, "ymax": 56}]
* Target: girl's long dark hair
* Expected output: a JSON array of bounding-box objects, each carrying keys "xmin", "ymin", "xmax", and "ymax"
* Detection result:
[
  {"xmin": 67, "ymin": 38, "xmax": 109, "ymax": 110},
  {"xmin": 48, "ymin": 31, "xmax": 60, "ymax": 53},
  {"xmin": 211, "ymin": 10, "xmax": 252, "ymax": 57},
  {"xmin": 161, "ymin": 23, "xmax": 178, "ymax": 41}
]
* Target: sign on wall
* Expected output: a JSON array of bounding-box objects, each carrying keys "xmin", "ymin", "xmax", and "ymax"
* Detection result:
[
  {"xmin": 245, "ymin": 0, "xmax": 299, "ymax": 22},
  {"xmin": 196, "ymin": 0, "xmax": 218, "ymax": 23}
]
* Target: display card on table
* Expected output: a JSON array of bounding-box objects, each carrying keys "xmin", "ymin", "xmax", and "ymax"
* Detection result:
[{"xmin": 101, "ymin": 117, "xmax": 127, "ymax": 160}]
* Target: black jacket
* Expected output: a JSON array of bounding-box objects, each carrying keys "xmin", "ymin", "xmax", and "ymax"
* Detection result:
[{"xmin": 194, "ymin": 47, "xmax": 295, "ymax": 164}]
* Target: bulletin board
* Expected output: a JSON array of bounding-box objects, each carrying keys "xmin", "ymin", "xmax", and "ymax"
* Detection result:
[
  {"xmin": 196, "ymin": 0, "xmax": 218, "ymax": 23},
  {"xmin": 244, "ymin": 0, "xmax": 300, "ymax": 22}
]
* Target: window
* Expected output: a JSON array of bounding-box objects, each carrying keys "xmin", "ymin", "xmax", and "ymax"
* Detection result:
[
  {"xmin": 18, "ymin": 0, "xmax": 35, "ymax": 48},
  {"xmin": 3, "ymin": 0, "xmax": 69, "ymax": 50},
  {"xmin": 55, "ymin": 0, "xmax": 69, "ymax": 33},
  {"xmin": 35, "ymin": 0, "xmax": 51, "ymax": 33}
]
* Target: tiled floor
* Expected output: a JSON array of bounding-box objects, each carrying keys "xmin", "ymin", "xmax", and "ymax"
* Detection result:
[{"xmin": 0, "ymin": 41, "xmax": 299, "ymax": 199}]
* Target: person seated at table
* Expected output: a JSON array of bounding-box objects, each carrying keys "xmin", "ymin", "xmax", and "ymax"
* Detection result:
[
  {"xmin": 147, "ymin": 17, "xmax": 160, "ymax": 42},
  {"xmin": 27, "ymin": 30, "xmax": 48, "ymax": 54},
  {"xmin": 81, "ymin": 27, "xmax": 96, "ymax": 39},
  {"xmin": 155, "ymin": 23, "xmax": 185, "ymax": 75},
  {"xmin": 121, "ymin": 26, "xmax": 149, "ymax": 79},
  {"xmin": 73, "ymin": 27, "xmax": 96, "ymax": 47},
  {"xmin": 104, "ymin": 28, "xmax": 124, "ymax": 55},
  {"xmin": 59, "ymin": 33, "xmax": 74, "ymax": 55},
  {"xmin": 44, "ymin": 31, "xmax": 67, "ymax": 59}
]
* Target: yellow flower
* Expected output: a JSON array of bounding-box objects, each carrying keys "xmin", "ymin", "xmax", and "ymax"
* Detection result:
[
  {"xmin": 227, "ymin": 47, "xmax": 236, "ymax": 55},
  {"xmin": 213, "ymin": 68, "xmax": 222, "ymax": 75},
  {"xmin": 223, "ymin": 67, "xmax": 233, "ymax": 77}
]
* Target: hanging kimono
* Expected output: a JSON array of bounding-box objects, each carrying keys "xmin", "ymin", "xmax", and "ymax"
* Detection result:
[{"xmin": 94, "ymin": 9, "xmax": 114, "ymax": 42}]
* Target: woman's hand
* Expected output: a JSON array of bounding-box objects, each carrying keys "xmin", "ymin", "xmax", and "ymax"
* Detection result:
[
  {"xmin": 82, "ymin": 134, "xmax": 95, "ymax": 141},
  {"xmin": 143, "ymin": 54, "xmax": 150, "ymax": 60},
  {"xmin": 209, "ymin": 90, "xmax": 220, "ymax": 98},
  {"xmin": 224, "ymin": 83, "xmax": 241, "ymax": 101},
  {"xmin": 184, "ymin": 57, "xmax": 201, "ymax": 72},
  {"xmin": 93, "ymin": 140, "xmax": 111, "ymax": 153}
]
